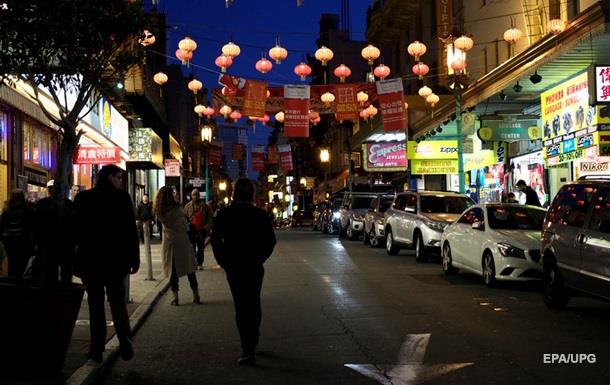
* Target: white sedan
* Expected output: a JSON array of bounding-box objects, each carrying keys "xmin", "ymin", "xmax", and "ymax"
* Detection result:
[{"xmin": 440, "ymin": 203, "xmax": 546, "ymax": 286}]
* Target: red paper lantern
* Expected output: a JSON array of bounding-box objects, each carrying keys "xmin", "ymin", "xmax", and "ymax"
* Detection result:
[
  {"xmin": 255, "ymin": 58, "xmax": 273, "ymax": 74},
  {"xmin": 412, "ymin": 62, "xmax": 429, "ymax": 80},
  {"xmin": 203, "ymin": 107, "xmax": 215, "ymax": 119},
  {"xmin": 333, "ymin": 64, "xmax": 351, "ymax": 83},
  {"xmin": 294, "ymin": 62, "xmax": 312, "ymax": 81},
  {"xmin": 230, "ymin": 110, "xmax": 242, "ymax": 121},
  {"xmin": 175, "ymin": 49, "xmax": 192, "ymax": 65},
  {"xmin": 373, "ymin": 64, "xmax": 391, "ymax": 79},
  {"xmin": 215, "ymin": 55, "xmax": 233, "ymax": 73},
  {"xmin": 450, "ymin": 58, "xmax": 466, "ymax": 73}
]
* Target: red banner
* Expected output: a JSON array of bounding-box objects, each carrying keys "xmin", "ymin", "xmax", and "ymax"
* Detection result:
[
  {"xmin": 284, "ymin": 85, "xmax": 310, "ymax": 137},
  {"xmin": 208, "ymin": 144, "xmax": 222, "ymax": 165},
  {"xmin": 278, "ymin": 144, "xmax": 293, "ymax": 171},
  {"xmin": 376, "ymin": 78, "xmax": 406, "ymax": 132},
  {"xmin": 242, "ymin": 80, "xmax": 267, "ymax": 118},
  {"xmin": 231, "ymin": 143, "xmax": 245, "ymax": 161},
  {"xmin": 267, "ymin": 145, "xmax": 279, "ymax": 164},
  {"xmin": 335, "ymin": 84, "xmax": 358, "ymax": 121},
  {"xmin": 251, "ymin": 145, "xmax": 265, "ymax": 172},
  {"xmin": 74, "ymin": 146, "xmax": 120, "ymax": 165}
]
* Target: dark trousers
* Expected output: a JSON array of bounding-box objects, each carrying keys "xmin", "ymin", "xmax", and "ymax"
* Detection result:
[
  {"xmin": 192, "ymin": 230, "xmax": 206, "ymax": 266},
  {"xmin": 83, "ymin": 274, "xmax": 131, "ymax": 354},
  {"xmin": 226, "ymin": 266, "xmax": 264, "ymax": 354},
  {"xmin": 169, "ymin": 260, "xmax": 198, "ymax": 292},
  {"xmin": 2, "ymin": 239, "xmax": 31, "ymax": 279}
]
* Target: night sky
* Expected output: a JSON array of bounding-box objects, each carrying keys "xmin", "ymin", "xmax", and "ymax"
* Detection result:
[{"xmin": 154, "ymin": 0, "xmax": 370, "ymax": 93}]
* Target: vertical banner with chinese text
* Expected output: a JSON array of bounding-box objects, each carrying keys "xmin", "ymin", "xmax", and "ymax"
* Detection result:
[
  {"xmin": 376, "ymin": 78, "xmax": 406, "ymax": 132},
  {"xmin": 284, "ymin": 85, "xmax": 310, "ymax": 137},
  {"xmin": 208, "ymin": 143, "xmax": 222, "ymax": 165},
  {"xmin": 231, "ymin": 143, "xmax": 245, "ymax": 161},
  {"xmin": 335, "ymin": 84, "xmax": 358, "ymax": 121},
  {"xmin": 242, "ymin": 80, "xmax": 268, "ymax": 118},
  {"xmin": 251, "ymin": 145, "xmax": 266, "ymax": 171},
  {"xmin": 278, "ymin": 144, "xmax": 293, "ymax": 171},
  {"xmin": 267, "ymin": 145, "xmax": 279, "ymax": 164}
]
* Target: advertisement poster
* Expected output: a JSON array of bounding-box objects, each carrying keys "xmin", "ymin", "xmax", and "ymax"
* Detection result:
[
  {"xmin": 363, "ymin": 141, "xmax": 407, "ymax": 172},
  {"xmin": 335, "ymin": 84, "xmax": 358, "ymax": 121},
  {"xmin": 242, "ymin": 80, "xmax": 267, "ymax": 118},
  {"xmin": 278, "ymin": 144, "xmax": 293, "ymax": 171},
  {"xmin": 284, "ymin": 85, "xmax": 310, "ymax": 137},
  {"xmin": 376, "ymin": 78, "xmax": 406, "ymax": 131},
  {"xmin": 251, "ymin": 145, "xmax": 265, "ymax": 171}
]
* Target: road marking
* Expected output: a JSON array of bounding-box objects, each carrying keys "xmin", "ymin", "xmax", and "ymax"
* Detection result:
[{"xmin": 345, "ymin": 334, "xmax": 473, "ymax": 385}]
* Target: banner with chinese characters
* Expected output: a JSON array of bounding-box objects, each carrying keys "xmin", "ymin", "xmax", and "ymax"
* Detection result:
[
  {"xmin": 251, "ymin": 145, "xmax": 266, "ymax": 171},
  {"xmin": 74, "ymin": 146, "xmax": 120, "ymax": 165},
  {"xmin": 283, "ymin": 85, "xmax": 310, "ymax": 137},
  {"xmin": 267, "ymin": 145, "xmax": 279, "ymax": 164},
  {"xmin": 232, "ymin": 143, "xmax": 245, "ymax": 161},
  {"xmin": 363, "ymin": 141, "xmax": 407, "ymax": 172},
  {"xmin": 208, "ymin": 143, "xmax": 222, "ymax": 165},
  {"xmin": 242, "ymin": 80, "xmax": 267, "ymax": 118},
  {"xmin": 335, "ymin": 84, "xmax": 358, "ymax": 121},
  {"xmin": 217, "ymin": 74, "xmax": 245, "ymax": 102},
  {"xmin": 376, "ymin": 78, "xmax": 406, "ymax": 131},
  {"xmin": 278, "ymin": 144, "xmax": 293, "ymax": 171}
]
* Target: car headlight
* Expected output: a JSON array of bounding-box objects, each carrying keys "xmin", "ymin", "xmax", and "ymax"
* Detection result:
[
  {"xmin": 497, "ymin": 242, "xmax": 526, "ymax": 259},
  {"xmin": 332, "ymin": 212, "xmax": 341, "ymax": 219},
  {"xmin": 423, "ymin": 220, "xmax": 447, "ymax": 231}
]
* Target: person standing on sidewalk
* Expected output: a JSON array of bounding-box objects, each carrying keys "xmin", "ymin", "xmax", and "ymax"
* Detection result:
[
  {"xmin": 154, "ymin": 186, "xmax": 200, "ymax": 306},
  {"xmin": 0, "ymin": 189, "xmax": 36, "ymax": 280},
  {"xmin": 211, "ymin": 178, "xmax": 276, "ymax": 366},
  {"xmin": 136, "ymin": 194, "xmax": 154, "ymax": 244},
  {"xmin": 73, "ymin": 164, "xmax": 140, "ymax": 364},
  {"xmin": 184, "ymin": 189, "xmax": 212, "ymax": 269}
]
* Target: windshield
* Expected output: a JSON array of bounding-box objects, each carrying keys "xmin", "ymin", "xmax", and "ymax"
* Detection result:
[
  {"xmin": 352, "ymin": 196, "xmax": 375, "ymax": 209},
  {"xmin": 379, "ymin": 197, "xmax": 393, "ymax": 212},
  {"xmin": 330, "ymin": 197, "xmax": 342, "ymax": 210},
  {"xmin": 420, "ymin": 196, "xmax": 473, "ymax": 214},
  {"xmin": 487, "ymin": 206, "xmax": 546, "ymax": 230}
]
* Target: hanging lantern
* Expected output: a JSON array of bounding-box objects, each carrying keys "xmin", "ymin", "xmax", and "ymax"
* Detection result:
[
  {"xmin": 275, "ymin": 111, "xmax": 285, "ymax": 123},
  {"xmin": 359, "ymin": 109, "xmax": 369, "ymax": 120},
  {"xmin": 361, "ymin": 44, "xmax": 380, "ymax": 65},
  {"xmin": 366, "ymin": 104, "xmax": 378, "ymax": 117},
  {"xmin": 294, "ymin": 62, "xmax": 312, "ymax": 81},
  {"xmin": 188, "ymin": 79, "xmax": 203, "ymax": 94},
  {"xmin": 269, "ymin": 44, "xmax": 288, "ymax": 64},
  {"xmin": 256, "ymin": 57, "xmax": 273, "ymax": 74},
  {"xmin": 179, "ymin": 36, "xmax": 197, "ymax": 53},
  {"xmin": 222, "ymin": 41, "xmax": 241, "ymax": 58},
  {"xmin": 175, "ymin": 49, "xmax": 192, "ymax": 65},
  {"xmin": 320, "ymin": 91, "xmax": 335, "ymax": 106},
  {"xmin": 261, "ymin": 114, "xmax": 270, "ymax": 124},
  {"xmin": 412, "ymin": 62, "xmax": 429, "ymax": 80},
  {"xmin": 548, "ymin": 19, "xmax": 566, "ymax": 34},
  {"xmin": 314, "ymin": 46, "xmax": 334, "ymax": 66},
  {"xmin": 426, "ymin": 93, "xmax": 440, "ymax": 107},
  {"xmin": 454, "ymin": 35, "xmax": 474, "ymax": 52},
  {"xmin": 230, "ymin": 110, "xmax": 242, "ymax": 121},
  {"xmin": 450, "ymin": 58, "xmax": 466, "ymax": 73},
  {"xmin": 373, "ymin": 64, "xmax": 391, "ymax": 79},
  {"xmin": 153, "ymin": 72, "xmax": 168, "ymax": 86},
  {"xmin": 203, "ymin": 107, "xmax": 215, "ymax": 119},
  {"xmin": 407, "ymin": 41, "xmax": 427, "ymax": 61},
  {"xmin": 201, "ymin": 125, "xmax": 213, "ymax": 143},
  {"xmin": 219, "ymin": 105, "xmax": 232, "ymax": 118},
  {"xmin": 333, "ymin": 64, "xmax": 351, "ymax": 83},
  {"xmin": 215, "ymin": 55, "xmax": 233, "ymax": 73},
  {"xmin": 503, "ymin": 27, "xmax": 523, "ymax": 44},
  {"xmin": 194, "ymin": 104, "xmax": 206, "ymax": 116},
  {"xmin": 138, "ymin": 30, "xmax": 156, "ymax": 46},
  {"xmin": 418, "ymin": 85, "xmax": 432, "ymax": 99},
  {"xmin": 357, "ymin": 91, "xmax": 369, "ymax": 105}
]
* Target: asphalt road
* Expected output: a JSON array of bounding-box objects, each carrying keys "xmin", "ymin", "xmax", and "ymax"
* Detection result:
[{"xmin": 99, "ymin": 230, "xmax": 610, "ymax": 385}]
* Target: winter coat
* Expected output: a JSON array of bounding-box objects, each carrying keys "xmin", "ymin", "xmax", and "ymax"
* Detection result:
[
  {"xmin": 159, "ymin": 206, "xmax": 197, "ymax": 278},
  {"xmin": 136, "ymin": 201, "xmax": 154, "ymax": 222}
]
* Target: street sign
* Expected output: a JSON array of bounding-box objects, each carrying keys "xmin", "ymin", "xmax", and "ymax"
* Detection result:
[{"xmin": 192, "ymin": 177, "xmax": 203, "ymax": 188}]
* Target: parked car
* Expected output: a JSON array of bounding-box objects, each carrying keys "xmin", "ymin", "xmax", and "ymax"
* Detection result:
[
  {"xmin": 541, "ymin": 177, "xmax": 610, "ymax": 308},
  {"xmin": 441, "ymin": 203, "xmax": 546, "ymax": 286},
  {"xmin": 363, "ymin": 194, "xmax": 394, "ymax": 247},
  {"xmin": 384, "ymin": 191, "xmax": 474, "ymax": 261},
  {"xmin": 320, "ymin": 194, "xmax": 343, "ymax": 234},
  {"xmin": 338, "ymin": 192, "xmax": 378, "ymax": 240},
  {"xmin": 312, "ymin": 201, "xmax": 329, "ymax": 231}
]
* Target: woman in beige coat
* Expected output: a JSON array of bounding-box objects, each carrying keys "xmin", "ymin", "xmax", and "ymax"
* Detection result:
[{"xmin": 153, "ymin": 186, "xmax": 200, "ymax": 305}]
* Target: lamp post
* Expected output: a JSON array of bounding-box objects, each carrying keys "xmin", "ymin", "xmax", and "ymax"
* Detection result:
[
  {"xmin": 320, "ymin": 148, "xmax": 330, "ymax": 196},
  {"xmin": 201, "ymin": 123, "xmax": 213, "ymax": 202}
]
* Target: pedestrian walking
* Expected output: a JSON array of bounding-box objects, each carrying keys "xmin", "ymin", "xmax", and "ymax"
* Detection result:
[
  {"xmin": 0, "ymin": 189, "xmax": 36, "ymax": 280},
  {"xmin": 516, "ymin": 180, "xmax": 542, "ymax": 207},
  {"xmin": 73, "ymin": 165, "xmax": 140, "ymax": 364},
  {"xmin": 154, "ymin": 186, "xmax": 200, "ymax": 306},
  {"xmin": 184, "ymin": 188, "xmax": 213, "ymax": 269},
  {"xmin": 136, "ymin": 193, "xmax": 154, "ymax": 244},
  {"xmin": 211, "ymin": 178, "xmax": 276, "ymax": 366}
]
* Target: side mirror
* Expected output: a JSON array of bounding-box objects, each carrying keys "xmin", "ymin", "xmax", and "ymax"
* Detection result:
[
  {"xmin": 472, "ymin": 221, "xmax": 485, "ymax": 231},
  {"xmin": 405, "ymin": 206, "xmax": 416, "ymax": 213}
]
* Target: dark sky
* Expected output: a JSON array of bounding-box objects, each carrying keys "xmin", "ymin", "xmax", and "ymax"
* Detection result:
[{"xmin": 156, "ymin": 0, "xmax": 370, "ymax": 93}]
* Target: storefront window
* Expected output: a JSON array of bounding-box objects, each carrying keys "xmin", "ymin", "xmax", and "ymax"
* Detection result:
[
  {"xmin": 23, "ymin": 119, "xmax": 54, "ymax": 169},
  {"xmin": 0, "ymin": 110, "xmax": 8, "ymax": 162},
  {"xmin": 510, "ymin": 151, "xmax": 547, "ymax": 206}
]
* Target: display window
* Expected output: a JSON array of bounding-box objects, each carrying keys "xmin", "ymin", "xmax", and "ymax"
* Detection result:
[
  {"xmin": 510, "ymin": 151, "xmax": 547, "ymax": 206},
  {"xmin": 22, "ymin": 118, "xmax": 55, "ymax": 169}
]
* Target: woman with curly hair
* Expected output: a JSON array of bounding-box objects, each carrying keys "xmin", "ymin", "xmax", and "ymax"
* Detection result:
[{"xmin": 153, "ymin": 186, "xmax": 200, "ymax": 305}]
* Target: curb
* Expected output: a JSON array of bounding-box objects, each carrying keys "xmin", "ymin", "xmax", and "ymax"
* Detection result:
[{"xmin": 64, "ymin": 277, "xmax": 170, "ymax": 385}]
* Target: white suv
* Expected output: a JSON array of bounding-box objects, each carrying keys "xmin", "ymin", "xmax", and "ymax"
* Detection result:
[
  {"xmin": 384, "ymin": 191, "xmax": 474, "ymax": 261},
  {"xmin": 338, "ymin": 192, "xmax": 378, "ymax": 240}
]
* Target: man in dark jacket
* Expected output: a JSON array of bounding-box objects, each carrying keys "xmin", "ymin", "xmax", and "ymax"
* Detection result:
[
  {"xmin": 516, "ymin": 179, "xmax": 542, "ymax": 207},
  {"xmin": 73, "ymin": 165, "xmax": 140, "ymax": 364},
  {"xmin": 136, "ymin": 193, "xmax": 154, "ymax": 243},
  {"xmin": 211, "ymin": 178, "xmax": 276, "ymax": 366}
]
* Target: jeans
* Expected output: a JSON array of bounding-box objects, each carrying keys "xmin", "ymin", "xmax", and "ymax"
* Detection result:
[
  {"xmin": 192, "ymin": 229, "xmax": 206, "ymax": 266},
  {"xmin": 169, "ymin": 260, "xmax": 198, "ymax": 292},
  {"xmin": 226, "ymin": 266, "xmax": 264, "ymax": 354}
]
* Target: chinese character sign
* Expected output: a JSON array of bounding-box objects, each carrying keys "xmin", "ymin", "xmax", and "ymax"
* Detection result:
[
  {"xmin": 232, "ymin": 143, "xmax": 245, "ymax": 161},
  {"xmin": 335, "ymin": 84, "xmax": 358, "ymax": 121},
  {"xmin": 376, "ymin": 78, "xmax": 406, "ymax": 132},
  {"xmin": 242, "ymin": 80, "xmax": 268, "ymax": 118},
  {"xmin": 251, "ymin": 145, "xmax": 265, "ymax": 172},
  {"xmin": 74, "ymin": 146, "xmax": 120, "ymax": 165},
  {"xmin": 284, "ymin": 85, "xmax": 310, "ymax": 137},
  {"xmin": 594, "ymin": 65, "xmax": 610, "ymax": 103},
  {"xmin": 278, "ymin": 144, "xmax": 293, "ymax": 171}
]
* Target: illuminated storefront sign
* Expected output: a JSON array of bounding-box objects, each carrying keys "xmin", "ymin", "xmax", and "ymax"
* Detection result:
[
  {"xmin": 408, "ymin": 140, "xmax": 497, "ymax": 174},
  {"xmin": 363, "ymin": 141, "xmax": 407, "ymax": 172},
  {"xmin": 128, "ymin": 127, "xmax": 163, "ymax": 168},
  {"xmin": 74, "ymin": 145, "xmax": 120, "ymax": 165},
  {"xmin": 411, "ymin": 159, "xmax": 457, "ymax": 174},
  {"xmin": 407, "ymin": 141, "xmax": 458, "ymax": 160}
]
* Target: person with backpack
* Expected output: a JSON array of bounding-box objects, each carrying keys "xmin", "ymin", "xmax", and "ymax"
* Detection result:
[{"xmin": 184, "ymin": 189, "xmax": 213, "ymax": 269}]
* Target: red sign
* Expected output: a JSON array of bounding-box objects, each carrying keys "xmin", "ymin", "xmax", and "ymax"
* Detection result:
[
  {"xmin": 376, "ymin": 78, "xmax": 406, "ymax": 132},
  {"xmin": 74, "ymin": 146, "xmax": 120, "ymax": 165},
  {"xmin": 278, "ymin": 144, "xmax": 293, "ymax": 171},
  {"xmin": 251, "ymin": 145, "xmax": 265, "ymax": 172},
  {"xmin": 217, "ymin": 74, "xmax": 245, "ymax": 102},
  {"xmin": 267, "ymin": 145, "xmax": 279, "ymax": 164},
  {"xmin": 335, "ymin": 84, "xmax": 358, "ymax": 121},
  {"xmin": 284, "ymin": 85, "xmax": 310, "ymax": 137},
  {"xmin": 232, "ymin": 143, "xmax": 245, "ymax": 161},
  {"xmin": 363, "ymin": 141, "xmax": 408, "ymax": 172},
  {"xmin": 164, "ymin": 159, "xmax": 181, "ymax": 177},
  {"xmin": 242, "ymin": 80, "xmax": 267, "ymax": 118},
  {"xmin": 208, "ymin": 144, "xmax": 222, "ymax": 165}
]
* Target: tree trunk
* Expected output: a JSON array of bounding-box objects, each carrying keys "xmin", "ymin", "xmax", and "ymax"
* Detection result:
[{"xmin": 53, "ymin": 123, "xmax": 79, "ymax": 205}]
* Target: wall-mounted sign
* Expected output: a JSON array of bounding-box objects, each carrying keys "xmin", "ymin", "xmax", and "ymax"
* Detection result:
[
  {"xmin": 363, "ymin": 141, "xmax": 407, "ymax": 172},
  {"xmin": 128, "ymin": 127, "xmax": 163, "ymax": 168},
  {"xmin": 407, "ymin": 140, "xmax": 458, "ymax": 160},
  {"xmin": 588, "ymin": 65, "xmax": 610, "ymax": 105},
  {"xmin": 411, "ymin": 159, "xmax": 457, "ymax": 174},
  {"xmin": 478, "ymin": 126, "xmax": 540, "ymax": 141},
  {"xmin": 164, "ymin": 159, "xmax": 181, "ymax": 177},
  {"xmin": 74, "ymin": 145, "xmax": 120, "ymax": 165}
]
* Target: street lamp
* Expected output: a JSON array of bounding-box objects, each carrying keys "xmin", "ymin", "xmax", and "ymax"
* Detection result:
[
  {"xmin": 218, "ymin": 180, "xmax": 227, "ymax": 191},
  {"xmin": 201, "ymin": 123, "xmax": 213, "ymax": 202},
  {"xmin": 319, "ymin": 148, "xmax": 330, "ymax": 163}
]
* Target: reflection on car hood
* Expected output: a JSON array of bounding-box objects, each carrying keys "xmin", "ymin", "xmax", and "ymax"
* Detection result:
[
  {"xmin": 493, "ymin": 230, "xmax": 541, "ymax": 249},
  {"xmin": 422, "ymin": 213, "xmax": 460, "ymax": 223}
]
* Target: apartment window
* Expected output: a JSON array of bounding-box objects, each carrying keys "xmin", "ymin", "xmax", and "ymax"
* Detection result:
[{"xmin": 549, "ymin": 0, "xmax": 561, "ymax": 19}]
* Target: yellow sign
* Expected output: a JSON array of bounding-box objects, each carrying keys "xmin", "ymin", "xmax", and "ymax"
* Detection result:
[
  {"xmin": 411, "ymin": 159, "xmax": 458, "ymax": 174},
  {"xmin": 464, "ymin": 150, "xmax": 496, "ymax": 171},
  {"xmin": 407, "ymin": 140, "xmax": 457, "ymax": 160}
]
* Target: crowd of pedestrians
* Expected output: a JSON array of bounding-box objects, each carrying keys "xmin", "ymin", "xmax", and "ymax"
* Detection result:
[{"xmin": 0, "ymin": 167, "xmax": 276, "ymax": 367}]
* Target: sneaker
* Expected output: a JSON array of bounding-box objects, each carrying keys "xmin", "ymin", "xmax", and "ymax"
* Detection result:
[
  {"xmin": 119, "ymin": 339, "xmax": 134, "ymax": 361},
  {"xmin": 237, "ymin": 354, "xmax": 255, "ymax": 366},
  {"xmin": 86, "ymin": 351, "xmax": 103, "ymax": 364}
]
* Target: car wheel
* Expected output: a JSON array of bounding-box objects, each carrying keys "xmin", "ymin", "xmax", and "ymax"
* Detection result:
[
  {"xmin": 386, "ymin": 229, "xmax": 399, "ymax": 255},
  {"xmin": 346, "ymin": 221, "xmax": 357, "ymax": 240},
  {"xmin": 442, "ymin": 243, "xmax": 458, "ymax": 275},
  {"xmin": 544, "ymin": 257, "xmax": 570, "ymax": 309},
  {"xmin": 482, "ymin": 252, "xmax": 496, "ymax": 287},
  {"xmin": 414, "ymin": 232, "xmax": 427, "ymax": 262},
  {"xmin": 363, "ymin": 228, "xmax": 370, "ymax": 245},
  {"xmin": 369, "ymin": 230, "xmax": 379, "ymax": 248}
]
